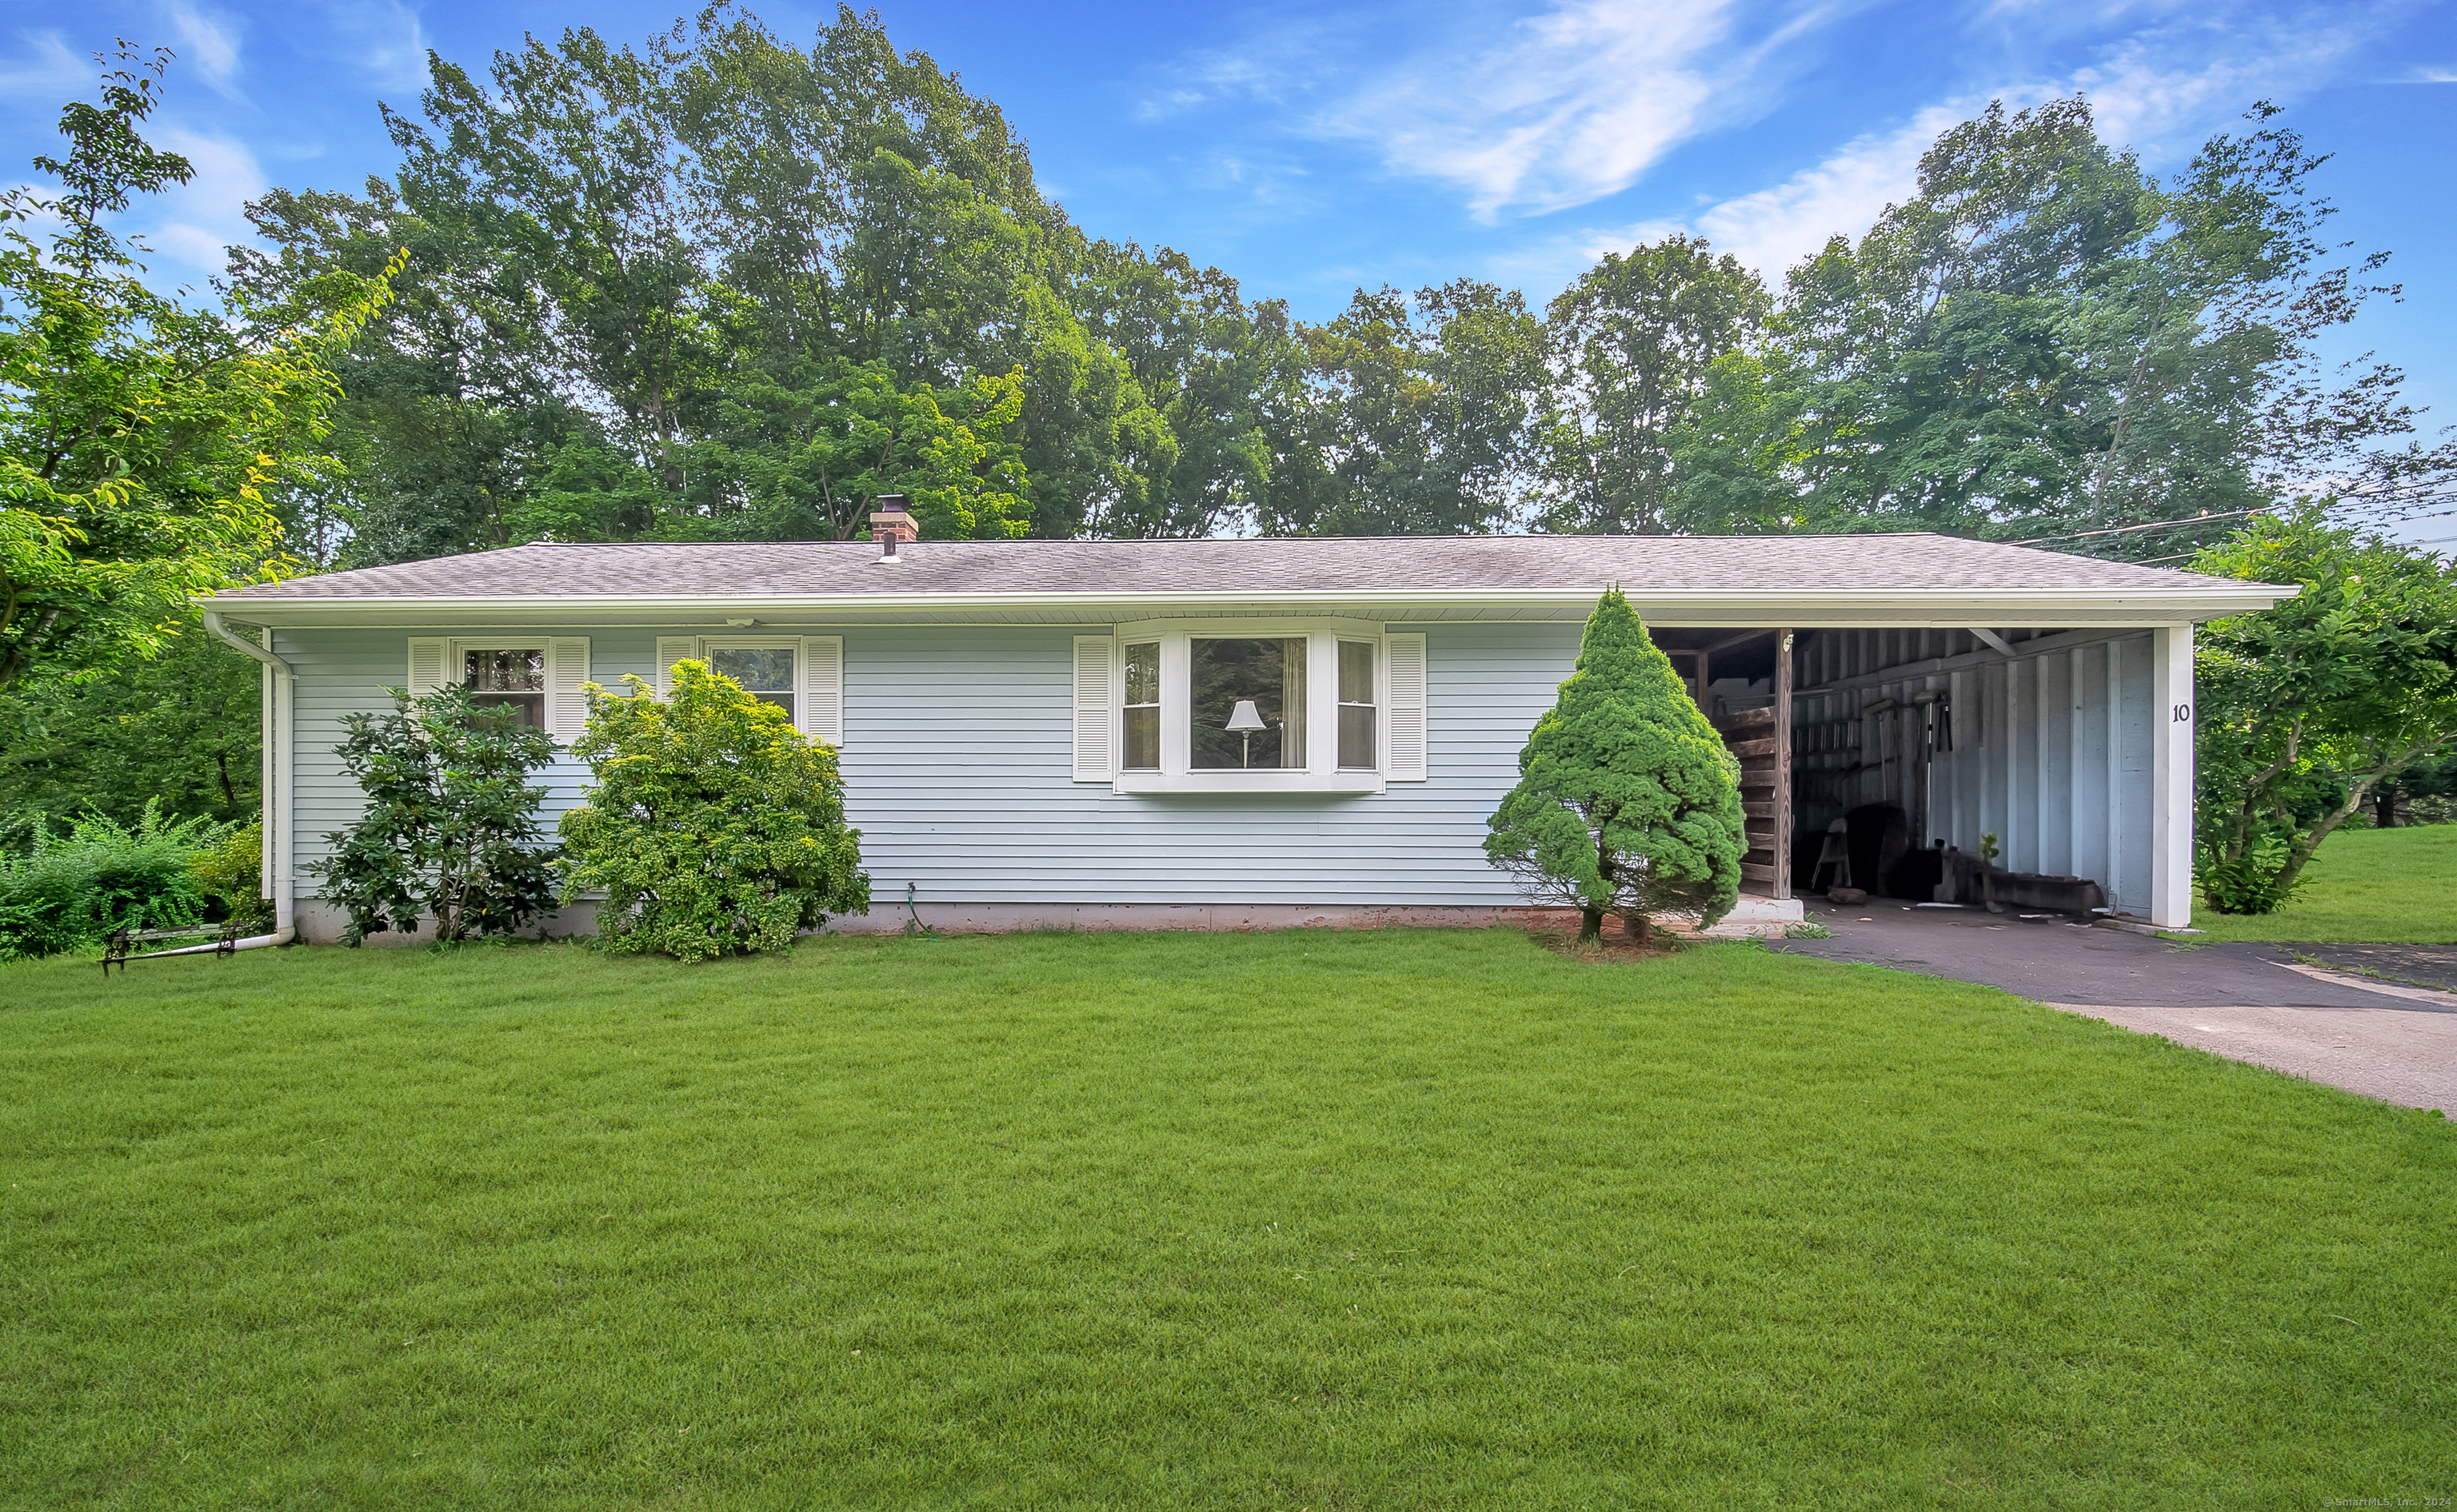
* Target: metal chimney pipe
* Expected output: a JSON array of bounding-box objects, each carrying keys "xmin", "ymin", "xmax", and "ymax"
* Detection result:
[{"xmin": 870, "ymin": 495, "xmax": 919, "ymax": 563}]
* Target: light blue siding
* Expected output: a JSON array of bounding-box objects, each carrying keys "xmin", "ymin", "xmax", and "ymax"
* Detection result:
[
  {"xmin": 275, "ymin": 621, "xmax": 1579, "ymax": 908},
  {"xmin": 275, "ymin": 627, "xmax": 662, "ymax": 874}
]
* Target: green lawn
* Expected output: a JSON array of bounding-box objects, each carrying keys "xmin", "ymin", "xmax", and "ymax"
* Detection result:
[
  {"xmin": 3, "ymin": 931, "xmax": 2450, "ymax": 1509},
  {"xmin": 2186, "ymin": 824, "xmax": 2457, "ymax": 942}
]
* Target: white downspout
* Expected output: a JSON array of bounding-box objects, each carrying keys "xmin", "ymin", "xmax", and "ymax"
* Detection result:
[{"xmin": 151, "ymin": 609, "xmax": 300, "ymax": 952}]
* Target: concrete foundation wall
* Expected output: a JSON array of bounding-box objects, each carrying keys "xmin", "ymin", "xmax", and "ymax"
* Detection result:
[{"xmin": 297, "ymin": 894, "xmax": 1806, "ymax": 945}]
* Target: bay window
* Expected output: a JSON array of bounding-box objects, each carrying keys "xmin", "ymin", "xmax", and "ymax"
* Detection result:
[
  {"xmin": 1123, "ymin": 641, "xmax": 1161, "ymax": 770},
  {"xmin": 1190, "ymin": 636, "xmax": 1304, "ymax": 769},
  {"xmin": 1337, "ymin": 640, "xmax": 1376, "ymax": 769},
  {"xmin": 1079, "ymin": 620, "xmax": 1424, "ymax": 794}
]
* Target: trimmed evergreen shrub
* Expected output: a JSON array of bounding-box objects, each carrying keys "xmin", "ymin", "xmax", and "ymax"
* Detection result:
[
  {"xmin": 1484, "ymin": 588, "xmax": 1746, "ymax": 941},
  {"xmin": 0, "ymin": 801, "xmax": 220, "ymax": 959},
  {"xmin": 556, "ymin": 660, "xmax": 869, "ymax": 963}
]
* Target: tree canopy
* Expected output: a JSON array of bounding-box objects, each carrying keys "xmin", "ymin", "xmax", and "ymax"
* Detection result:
[
  {"xmin": 221, "ymin": 50, "xmax": 2450, "ymax": 568},
  {"xmin": 2191, "ymin": 509, "xmax": 2457, "ymax": 911},
  {"xmin": 0, "ymin": 45, "xmax": 394, "ymax": 688}
]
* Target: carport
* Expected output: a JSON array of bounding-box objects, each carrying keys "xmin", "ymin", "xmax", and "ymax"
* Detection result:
[{"xmin": 1649, "ymin": 602, "xmax": 2259, "ymax": 931}]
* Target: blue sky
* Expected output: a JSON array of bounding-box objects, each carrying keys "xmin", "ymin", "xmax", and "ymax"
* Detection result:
[{"xmin": 5, "ymin": 0, "xmax": 2455, "ymax": 541}]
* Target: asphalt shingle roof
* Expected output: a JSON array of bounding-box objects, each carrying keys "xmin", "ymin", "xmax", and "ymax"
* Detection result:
[{"xmin": 222, "ymin": 533, "xmax": 2231, "ymax": 600}]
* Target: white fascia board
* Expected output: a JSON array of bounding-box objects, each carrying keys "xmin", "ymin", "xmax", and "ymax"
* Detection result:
[{"xmin": 201, "ymin": 581, "xmax": 2296, "ymax": 630}]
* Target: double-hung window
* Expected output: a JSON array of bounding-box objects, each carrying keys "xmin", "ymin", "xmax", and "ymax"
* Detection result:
[
  {"xmin": 1337, "ymin": 640, "xmax": 1377, "ymax": 769},
  {"xmin": 1081, "ymin": 620, "xmax": 1425, "ymax": 793},
  {"xmin": 406, "ymin": 636, "xmax": 591, "ymax": 744},
  {"xmin": 463, "ymin": 647, "xmax": 546, "ymax": 727},
  {"xmin": 706, "ymin": 644, "xmax": 798, "ymax": 721},
  {"xmin": 655, "ymin": 634, "xmax": 845, "ymax": 747},
  {"xmin": 1122, "ymin": 640, "xmax": 1161, "ymax": 770}
]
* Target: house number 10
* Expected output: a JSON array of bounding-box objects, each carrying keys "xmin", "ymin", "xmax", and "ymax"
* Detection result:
[{"xmin": 2172, "ymin": 704, "xmax": 2191, "ymax": 722}]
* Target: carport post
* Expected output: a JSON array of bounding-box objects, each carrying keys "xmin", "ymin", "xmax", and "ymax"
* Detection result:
[{"xmin": 2150, "ymin": 624, "xmax": 2195, "ymax": 928}]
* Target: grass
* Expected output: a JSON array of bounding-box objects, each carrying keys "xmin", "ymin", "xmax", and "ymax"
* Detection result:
[
  {"xmin": 2, "ymin": 930, "xmax": 2451, "ymax": 1509},
  {"xmin": 2186, "ymin": 824, "xmax": 2457, "ymax": 943}
]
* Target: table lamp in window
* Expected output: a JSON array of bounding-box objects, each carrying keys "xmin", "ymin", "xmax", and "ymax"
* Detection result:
[{"xmin": 1226, "ymin": 698, "xmax": 1266, "ymax": 768}]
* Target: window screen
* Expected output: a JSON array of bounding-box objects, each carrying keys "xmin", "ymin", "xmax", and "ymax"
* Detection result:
[
  {"xmin": 1337, "ymin": 640, "xmax": 1376, "ymax": 768},
  {"xmin": 709, "ymin": 646, "xmax": 797, "ymax": 720}
]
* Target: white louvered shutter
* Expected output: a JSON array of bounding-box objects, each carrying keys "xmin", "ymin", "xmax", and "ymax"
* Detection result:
[
  {"xmin": 1384, "ymin": 632, "xmax": 1428, "ymax": 781},
  {"xmin": 655, "ymin": 636, "xmax": 701, "ymax": 697},
  {"xmin": 546, "ymin": 637, "xmax": 590, "ymax": 744},
  {"xmin": 407, "ymin": 637, "xmax": 449, "ymax": 698},
  {"xmin": 798, "ymin": 636, "xmax": 845, "ymax": 747},
  {"xmin": 1072, "ymin": 635, "xmax": 1115, "ymax": 782}
]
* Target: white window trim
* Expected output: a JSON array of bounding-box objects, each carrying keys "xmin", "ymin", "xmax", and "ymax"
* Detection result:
[{"xmin": 1109, "ymin": 616, "xmax": 1388, "ymax": 795}]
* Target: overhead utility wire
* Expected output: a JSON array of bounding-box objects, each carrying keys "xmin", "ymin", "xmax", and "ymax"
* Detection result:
[
  {"xmin": 2016, "ymin": 503, "xmax": 2457, "ymax": 553},
  {"xmin": 2135, "ymin": 525, "xmax": 2457, "ymax": 565},
  {"xmin": 2004, "ymin": 509, "xmax": 2266, "ymax": 546}
]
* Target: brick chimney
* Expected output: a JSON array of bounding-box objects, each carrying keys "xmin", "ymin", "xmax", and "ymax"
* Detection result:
[{"xmin": 870, "ymin": 495, "xmax": 918, "ymax": 562}]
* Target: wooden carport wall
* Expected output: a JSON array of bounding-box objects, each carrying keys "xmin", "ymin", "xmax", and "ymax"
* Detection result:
[{"xmin": 1664, "ymin": 628, "xmax": 1796, "ymax": 902}]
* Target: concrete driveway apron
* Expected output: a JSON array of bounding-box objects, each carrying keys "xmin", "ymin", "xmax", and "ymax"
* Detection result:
[{"xmin": 1766, "ymin": 900, "xmax": 2457, "ymax": 1111}]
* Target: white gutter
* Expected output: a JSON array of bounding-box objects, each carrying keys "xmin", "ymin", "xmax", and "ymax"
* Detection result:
[{"xmin": 186, "ymin": 610, "xmax": 298, "ymax": 951}]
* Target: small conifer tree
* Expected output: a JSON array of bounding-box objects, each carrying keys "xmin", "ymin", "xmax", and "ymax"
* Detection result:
[{"xmin": 1484, "ymin": 588, "xmax": 1746, "ymax": 941}]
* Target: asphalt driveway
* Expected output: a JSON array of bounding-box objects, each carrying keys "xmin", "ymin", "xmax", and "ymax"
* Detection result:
[{"xmin": 1766, "ymin": 900, "xmax": 2457, "ymax": 1111}]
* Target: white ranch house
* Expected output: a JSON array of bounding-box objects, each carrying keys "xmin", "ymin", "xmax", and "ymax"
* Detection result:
[{"xmin": 203, "ymin": 520, "xmax": 2291, "ymax": 944}]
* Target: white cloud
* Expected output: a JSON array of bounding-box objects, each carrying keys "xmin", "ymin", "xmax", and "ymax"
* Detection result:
[
  {"xmin": 1685, "ymin": 105, "xmax": 1960, "ymax": 275},
  {"xmin": 1139, "ymin": 18, "xmax": 1368, "ymax": 119},
  {"xmin": 142, "ymin": 127, "xmax": 266, "ymax": 278},
  {"xmin": 323, "ymin": 0, "xmax": 431, "ymax": 95},
  {"xmin": 0, "ymin": 30, "xmax": 96, "ymax": 96},
  {"xmin": 163, "ymin": 0, "xmax": 242, "ymax": 95},
  {"xmin": 1154, "ymin": 0, "xmax": 1842, "ymax": 220},
  {"xmin": 1529, "ymin": 2, "xmax": 2403, "ymax": 289},
  {"xmin": 1321, "ymin": 0, "xmax": 1740, "ymax": 217},
  {"xmin": 2075, "ymin": 14, "xmax": 2367, "ymax": 153}
]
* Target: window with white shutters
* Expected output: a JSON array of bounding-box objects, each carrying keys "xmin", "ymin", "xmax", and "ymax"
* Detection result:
[
  {"xmin": 653, "ymin": 635, "xmax": 844, "ymax": 746},
  {"xmin": 406, "ymin": 638, "xmax": 591, "ymax": 744},
  {"xmin": 1086, "ymin": 621, "xmax": 1419, "ymax": 793}
]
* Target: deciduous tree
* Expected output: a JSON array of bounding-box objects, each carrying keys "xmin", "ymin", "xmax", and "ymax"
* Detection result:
[
  {"xmin": 2191, "ymin": 509, "xmax": 2457, "ymax": 912},
  {"xmin": 0, "ymin": 46, "xmax": 393, "ymax": 686},
  {"xmin": 1538, "ymin": 236, "xmax": 1771, "ymax": 534}
]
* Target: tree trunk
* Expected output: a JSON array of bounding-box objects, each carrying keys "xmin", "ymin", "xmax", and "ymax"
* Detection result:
[
  {"xmin": 2375, "ymin": 787, "xmax": 2399, "ymax": 828},
  {"xmin": 1578, "ymin": 905, "xmax": 1604, "ymax": 944}
]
